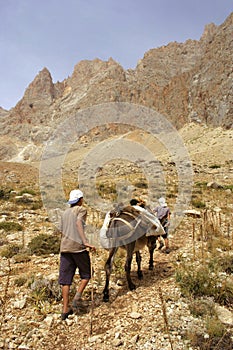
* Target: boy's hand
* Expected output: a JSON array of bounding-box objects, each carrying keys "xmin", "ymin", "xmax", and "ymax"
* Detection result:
[{"xmin": 85, "ymin": 242, "xmax": 96, "ymax": 251}]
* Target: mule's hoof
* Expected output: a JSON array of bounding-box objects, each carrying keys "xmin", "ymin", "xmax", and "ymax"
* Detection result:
[
  {"xmin": 103, "ymin": 295, "xmax": 109, "ymax": 302},
  {"xmin": 138, "ymin": 272, "xmax": 143, "ymax": 280},
  {"xmin": 149, "ymin": 265, "xmax": 154, "ymax": 270},
  {"xmin": 129, "ymin": 283, "xmax": 136, "ymax": 291}
]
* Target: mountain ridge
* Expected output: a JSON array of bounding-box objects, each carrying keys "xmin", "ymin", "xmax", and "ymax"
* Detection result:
[{"xmin": 0, "ymin": 12, "xmax": 232, "ymax": 162}]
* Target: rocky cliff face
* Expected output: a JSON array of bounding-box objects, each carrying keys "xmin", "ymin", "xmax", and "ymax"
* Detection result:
[{"xmin": 0, "ymin": 12, "xmax": 232, "ymax": 161}]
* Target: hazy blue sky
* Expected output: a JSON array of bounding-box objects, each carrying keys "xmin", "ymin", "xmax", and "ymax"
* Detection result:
[{"xmin": 0, "ymin": 0, "xmax": 232, "ymax": 110}]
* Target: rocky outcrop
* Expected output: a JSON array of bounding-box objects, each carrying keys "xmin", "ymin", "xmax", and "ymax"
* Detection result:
[
  {"xmin": 0, "ymin": 12, "xmax": 232, "ymax": 161},
  {"xmin": 188, "ymin": 14, "xmax": 233, "ymax": 128}
]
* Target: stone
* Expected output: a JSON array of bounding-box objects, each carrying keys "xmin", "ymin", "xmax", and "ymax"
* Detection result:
[
  {"xmin": 43, "ymin": 315, "xmax": 54, "ymax": 327},
  {"xmin": 13, "ymin": 298, "xmax": 27, "ymax": 309},
  {"xmin": 225, "ymin": 189, "xmax": 232, "ymax": 195},
  {"xmin": 129, "ymin": 312, "xmax": 142, "ymax": 319},
  {"xmin": 112, "ymin": 339, "xmax": 124, "ymax": 347},
  {"xmin": 215, "ymin": 305, "xmax": 233, "ymax": 325},
  {"xmin": 183, "ymin": 209, "xmax": 201, "ymax": 218},
  {"xmin": 207, "ymin": 181, "xmax": 223, "ymax": 189}
]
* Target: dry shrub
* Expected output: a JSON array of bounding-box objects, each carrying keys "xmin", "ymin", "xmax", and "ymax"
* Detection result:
[
  {"xmin": 28, "ymin": 233, "xmax": 60, "ymax": 256},
  {"xmin": 0, "ymin": 243, "xmax": 21, "ymax": 258},
  {"xmin": 175, "ymin": 259, "xmax": 233, "ymax": 307},
  {"xmin": 0, "ymin": 221, "xmax": 23, "ymax": 232}
]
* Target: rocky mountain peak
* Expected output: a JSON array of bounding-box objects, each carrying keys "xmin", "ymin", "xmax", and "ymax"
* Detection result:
[
  {"xmin": 200, "ymin": 22, "xmax": 218, "ymax": 43},
  {"xmin": 0, "ymin": 12, "xmax": 232, "ymax": 161},
  {"xmin": 19, "ymin": 67, "xmax": 55, "ymax": 106},
  {"xmin": 69, "ymin": 57, "xmax": 125, "ymax": 89}
]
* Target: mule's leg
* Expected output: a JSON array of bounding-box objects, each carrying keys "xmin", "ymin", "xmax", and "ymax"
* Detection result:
[
  {"xmin": 147, "ymin": 236, "xmax": 157, "ymax": 270},
  {"xmin": 135, "ymin": 251, "xmax": 143, "ymax": 280},
  {"xmin": 103, "ymin": 248, "xmax": 118, "ymax": 302},
  {"xmin": 125, "ymin": 243, "xmax": 136, "ymax": 290}
]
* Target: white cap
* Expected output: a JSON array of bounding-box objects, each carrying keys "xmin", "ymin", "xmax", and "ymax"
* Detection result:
[
  {"xmin": 158, "ymin": 197, "xmax": 167, "ymax": 207},
  {"xmin": 67, "ymin": 189, "xmax": 83, "ymax": 204}
]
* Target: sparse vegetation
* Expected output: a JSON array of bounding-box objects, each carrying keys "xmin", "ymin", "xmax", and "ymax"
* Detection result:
[
  {"xmin": 176, "ymin": 256, "xmax": 233, "ymax": 307},
  {"xmin": 195, "ymin": 181, "xmax": 208, "ymax": 188},
  {"xmin": 0, "ymin": 243, "xmax": 21, "ymax": 258},
  {"xmin": 209, "ymin": 164, "xmax": 221, "ymax": 169},
  {"xmin": 18, "ymin": 188, "xmax": 37, "ymax": 196},
  {"xmin": 188, "ymin": 326, "xmax": 233, "ymax": 350},
  {"xmin": 29, "ymin": 277, "xmax": 62, "ymax": 302},
  {"xmin": 223, "ymin": 184, "xmax": 233, "ymax": 191},
  {"xmin": 28, "ymin": 233, "xmax": 60, "ymax": 256},
  {"xmin": 30, "ymin": 200, "xmax": 43, "ymax": 210},
  {"xmin": 13, "ymin": 252, "xmax": 31, "ymax": 263},
  {"xmin": 97, "ymin": 182, "xmax": 117, "ymax": 200},
  {"xmin": 133, "ymin": 180, "xmax": 148, "ymax": 189},
  {"xmin": 0, "ymin": 221, "xmax": 23, "ymax": 232},
  {"xmin": 0, "ymin": 188, "xmax": 12, "ymax": 200},
  {"xmin": 14, "ymin": 275, "xmax": 28, "ymax": 287},
  {"xmin": 189, "ymin": 297, "xmax": 216, "ymax": 318},
  {"xmin": 0, "ymin": 231, "xmax": 8, "ymax": 246},
  {"xmin": 192, "ymin": 199, "xmax": 206, "ymax": 208}
]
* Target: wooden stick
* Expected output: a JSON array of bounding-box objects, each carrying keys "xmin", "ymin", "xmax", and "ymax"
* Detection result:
[
  {"xmin": 158, "ymin": 287, "xmax": 174, "ymax": 350},
  {"xmin": 192, "ymin": 222, "xmax": 196, "ymax": 259},
  {"xmin": 89, "ymin": 250, "xmax": 95, "ymax": 336},
  {"xmin": 200, "ymin": 224, "xmax": 204, "ymax": 260}
]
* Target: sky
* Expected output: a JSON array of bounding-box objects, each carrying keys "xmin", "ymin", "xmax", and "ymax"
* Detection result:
[{"xmin": 0, "ymin": 0, "xmax": 232, "ymax": 110}]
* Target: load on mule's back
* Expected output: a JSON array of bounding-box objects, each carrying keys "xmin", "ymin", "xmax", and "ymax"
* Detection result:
[{"xmin": 100, "ymin": 202, "xmax": 165, "ymax": 302}]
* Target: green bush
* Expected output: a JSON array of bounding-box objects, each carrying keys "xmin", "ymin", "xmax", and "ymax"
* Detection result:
[
  {"xmin": 97, "ymin": 182, "xmax": 117, "ymax": 201},
  {"xmin": 176, "ymin": 265, "xmax": 217, "ymax": 298},
  {"xmin": 195, "ymin": 181, "xmax": 208, "ymax": 188},
  {"xmin": 0, "ymin": 188, "xmax": 12, "ymax": 200},
  {"xmin": 18, "ymin": 189, "xmax": 36, "ymax": 196},
  {"xmin": 192, "ymin": 200, "xmax": 206, "ymax": 208},
  {"xmin": 0, "ymin": 221, "xmax": 23, "ymax": 232},
  {"xmin": 13, "ymin": 253, "xmax": 31, "ymax": 263},
  {"xmin": 223, "ymin": 184, "xmax": 233, "ymax": 191},
  {"xmin": 28, "ymin": 233, "xmax": 60, "ymax": 256},
  {"xmin": 189, "ymin": 297, "xmax": 216, "ymax": 318},
  {"xmin": 30, "ymin": 201, "xmax": 43, "ymax": 210},
  {"xmin": 0, "ymin": 243, "xmax": 21, "ymax": 258},
  {"xmin": 14, "ymin": 275, "xmax": 28, "ymax": 287},
  {"xmin": 209, "ymin": 164, "xmax": 221, "ymax": 169},
  {"xmin": 0, "ymin": 232, "xmax": 8, "ymax": 246},
  {"xmin": 189, "ymin": 323, "xmax": 232, "ymax": 350},
  {"xmin": 206, "ymin": 316, "xmax": 225, "ymax": 338},
  {"xmin": 133, "ymin": 181, "xmax": 148, "ymax": 189},
  {"xmin": 29, "ymin": 277, "xmax": 62, "ymax": 303},
  {"xmin": 176, "ymin": 262, "xmax": 233, "ymax": 307},
  {"xmin": 217, "ymin": 255, "xmax": 233, "ymax": 274}
]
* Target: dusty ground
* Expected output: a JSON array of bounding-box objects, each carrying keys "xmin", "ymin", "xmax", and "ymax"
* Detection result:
[{"xmin": 0, "ymin": 123, "xmax": 233, "ymax": 349}]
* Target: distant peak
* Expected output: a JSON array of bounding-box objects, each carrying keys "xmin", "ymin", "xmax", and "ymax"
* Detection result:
[{"xmin": 200, "ymin": 22, "xmax": 217, "ymax": 42}]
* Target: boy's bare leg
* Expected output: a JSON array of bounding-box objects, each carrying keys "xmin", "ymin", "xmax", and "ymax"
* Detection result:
[
  {"xmin": 72, "ymin": 279, "xmax": 90, "ymax": 311},
  {"xmin": 61, "ymin": 285, "xmax": 70, "ymax": 313},
  {"xmin": 73, "ymin": 279, "xmax": 89, "ymax": 300}
]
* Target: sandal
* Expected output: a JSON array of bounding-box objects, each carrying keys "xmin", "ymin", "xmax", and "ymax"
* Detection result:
[{"xmin": 61, "ymin": 308, "xmax": 73, "ymax": 320}]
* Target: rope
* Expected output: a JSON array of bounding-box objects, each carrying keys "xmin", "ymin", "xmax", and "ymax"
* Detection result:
[{"xmin": 110, "ymin": 215, "xmax": 142, "ymax": 242}]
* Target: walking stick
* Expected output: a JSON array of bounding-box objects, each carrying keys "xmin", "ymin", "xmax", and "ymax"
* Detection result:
[{"xmin": 89, "ymin": 249, "xmax": 95, "ymax": 336}]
